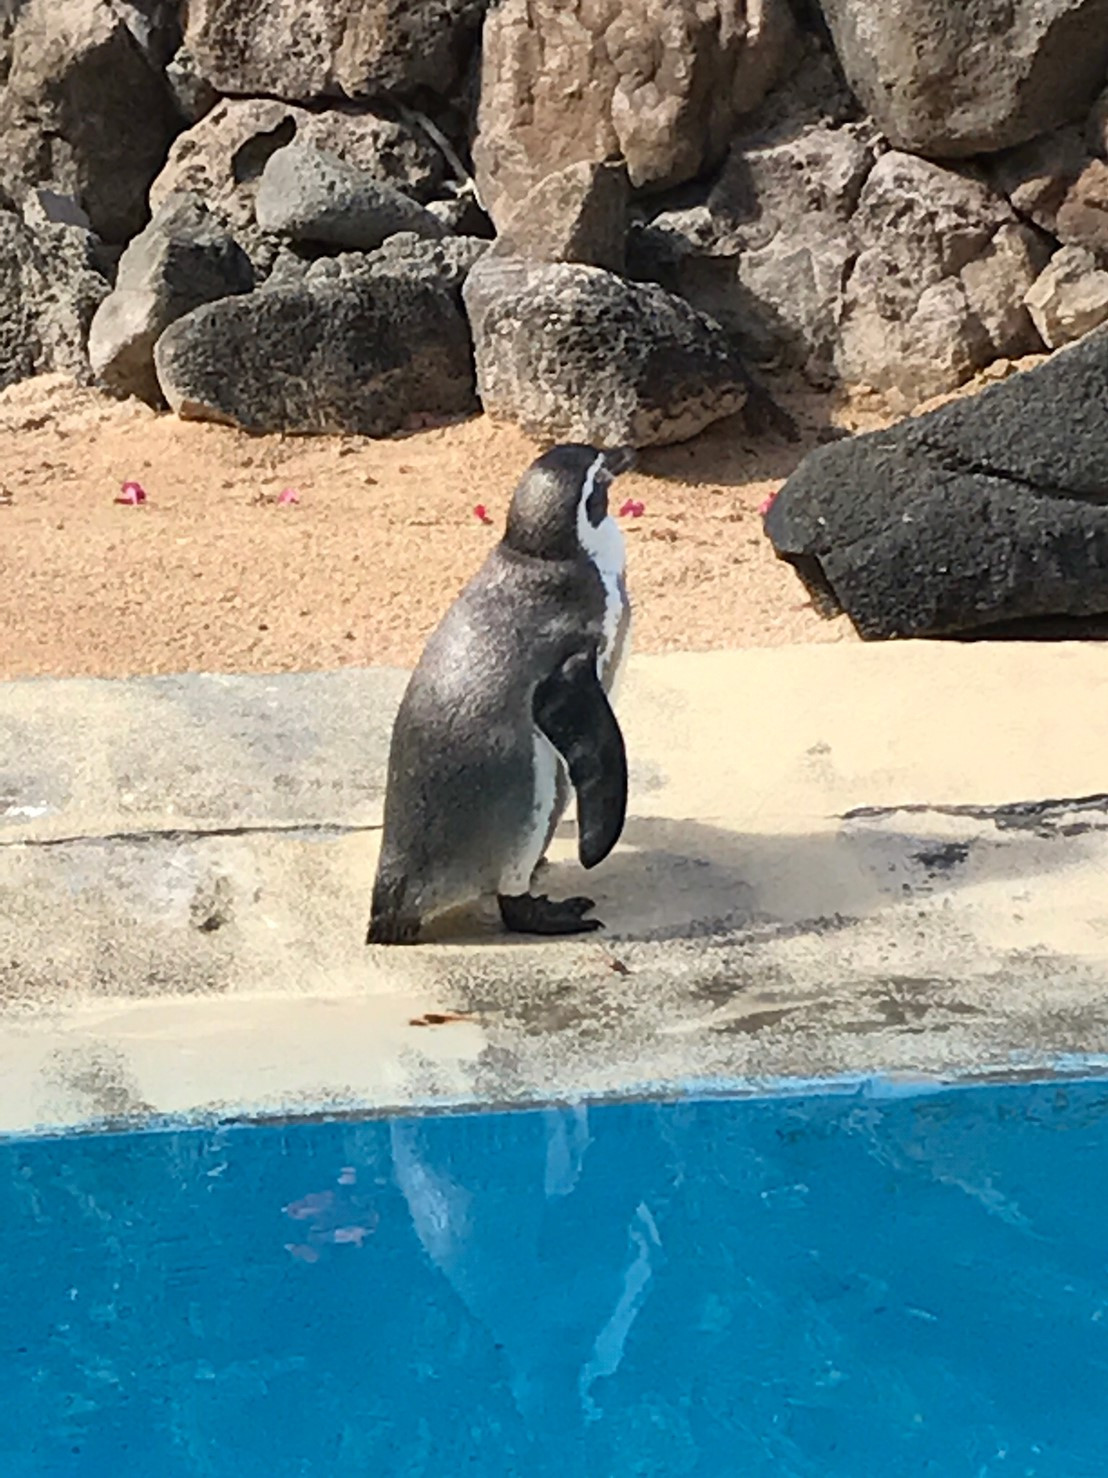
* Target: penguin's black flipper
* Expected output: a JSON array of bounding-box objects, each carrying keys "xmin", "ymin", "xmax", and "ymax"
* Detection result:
[{"xmin": 533, "ymin": 647, "xmax": 627, "ymax": 869}]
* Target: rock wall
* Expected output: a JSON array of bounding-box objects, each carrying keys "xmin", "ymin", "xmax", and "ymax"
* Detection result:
[{"xmin": 2, "ymin": 0, "xmax": 1108, "ymax": 441}]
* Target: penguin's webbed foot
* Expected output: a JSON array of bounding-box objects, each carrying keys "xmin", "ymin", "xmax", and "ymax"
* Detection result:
[{"xmin": 498, "ymin": 892, "xmax": 602, "ymax": 936}]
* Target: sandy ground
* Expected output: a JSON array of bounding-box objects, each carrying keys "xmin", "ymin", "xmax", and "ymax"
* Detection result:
[{"xmin": 0, "ymin": 375, "xmax": 892, "ymax": 680}]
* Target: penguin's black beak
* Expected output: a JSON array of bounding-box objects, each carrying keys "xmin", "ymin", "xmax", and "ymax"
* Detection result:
[{"xmin": 602, "ymin": 446, "xmax": 637, "ymax": 477}]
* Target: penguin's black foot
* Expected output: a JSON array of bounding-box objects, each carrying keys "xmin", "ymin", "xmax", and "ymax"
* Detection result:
[{"xmin": 498, "ymin": 892, "xmax": 603, "ymax": 936}]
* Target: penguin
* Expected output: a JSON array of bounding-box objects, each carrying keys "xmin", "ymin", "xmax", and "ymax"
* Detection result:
[{"xmin": 366, "ymin": 443, "xmax": 635, "ymax": 944}]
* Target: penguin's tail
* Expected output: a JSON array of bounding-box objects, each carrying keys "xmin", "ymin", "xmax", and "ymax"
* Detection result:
[{"xmin": 366, "ymin": 870, "xmax": 422, "ymax": 945}]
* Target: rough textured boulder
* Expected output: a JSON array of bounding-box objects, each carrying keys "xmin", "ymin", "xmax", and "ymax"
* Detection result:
[
  {"xmin": 254, "ymin": 144, "xmax": 447, "ymax": 250},
  {"xmin": 183, "ymin": 0, "xmax": 489, "ymax": 101},
  {"xmin": 836, "ymin": 153, "xmax": 1047, "ymax": 401},
  {"xmin": 150, "ymin": 99, "xmax": 446, "ymax": 233},
  {"xmin": 765, "ymin": 329, "xmax": 1108, "ymax": 639},
  {"xmin": 338, "ymin": 232, "xmax": 487, "ymax": 295},
  {"xmin": 463, "ymin": 254, "xmax": 748, "ymax": 446},
  {"xmin": 0, "ymin": 0, "xmax": 181, "ymax": 243},
  {"xmin": 495, "ymin": 161, "xmax": 629, "ymax": 274},
  {"xmin": 817, "ymin": 0, "xmax": 1108, "ymax": 157},
  {"xmin": 88, "ymin": 193, "xmax": 254, "ymax": 403},
  {"xmin": 1024, "ymin": 245, "xmax": 1108, "ymax": 347},
  {"xmin": 265, "ymin": 234, "xmax": 488, "ymax": 299},
  {"xmin": 0, "ymin": 204, "xmax": 109, "ymax": 388},
  {"xmin": 154, "ymin": 274, "xmax": 477, "ymax": 434},
  {"xmin": 473, "ymin": 0, "xmax": 795, "ymax": 228}
]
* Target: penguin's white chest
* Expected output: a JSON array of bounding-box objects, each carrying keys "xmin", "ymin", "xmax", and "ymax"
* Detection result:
[{"xmin": 579, "ymin": 512, "xmax": 631, "ymax": 692}]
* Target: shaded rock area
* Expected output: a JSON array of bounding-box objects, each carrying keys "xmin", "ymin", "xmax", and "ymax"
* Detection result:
[
  {"xmin": 88, "ymin": 191, "xmax": 253, "ymax": 403},
  {"xmin": 764, "ymin": 330, "xmax": 1108, "ymax": 638},
  {"xmin": 0, "ymin": 0, "xmax": 180, "ymax": 243},
  {"xmin": 155, "ymin": 271, "xmax": 477, "ymax": 435},
  {"xmin": 0, "ymin": 198, "xmax": 109, "ymax": 389},
  {"xmin": 4, "ymin": 0, "xmax": 1108, "ymax": 436}
]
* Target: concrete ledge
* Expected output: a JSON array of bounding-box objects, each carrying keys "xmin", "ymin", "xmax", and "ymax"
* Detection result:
[{"xmin": 2, "ymin": 643, "xmax": 1108, "ymax": 1134}]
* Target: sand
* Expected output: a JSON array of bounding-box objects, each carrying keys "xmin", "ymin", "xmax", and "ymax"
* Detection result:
[{"xmin": 0, "ymin": 374, "xmax": 888, "ymax": 680}]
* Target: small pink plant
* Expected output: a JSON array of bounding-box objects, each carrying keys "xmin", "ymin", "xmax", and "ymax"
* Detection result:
[
  {"xmin": 758, "ymin": 489, "xmax": 779, "ymax": 517},
  {"xmin": 619, "ymin": 498, "xmax": 646, "ymax": 518},
  {"xmin": 115, "ymin": 480, "xmax": 147, "ymax": 505},
  {"xmin": 473, "ymin": 503, "xmax": 494, "ymax": 525},
  {"xmin": 277, "ymin": 488, "xmax": 300, "ymax": 505}
]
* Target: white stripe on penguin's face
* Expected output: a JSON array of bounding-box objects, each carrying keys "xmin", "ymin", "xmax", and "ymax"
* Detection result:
[
  {"xmin": 576, "ymin": 453, "xmax": 626, "ymax": 576},
  {"xmin": 576, "ymin": 452, "xmax": 628, "ymax": 685}
]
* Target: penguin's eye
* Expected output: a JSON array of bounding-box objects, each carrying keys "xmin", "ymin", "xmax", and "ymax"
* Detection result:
[{"xmin": 585, "ymin": 479, "xmax": 608, "ymax": 527}]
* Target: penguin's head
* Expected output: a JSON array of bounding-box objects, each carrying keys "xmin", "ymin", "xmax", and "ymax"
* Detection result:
[{"xmin": 504, "ymin": 444, "xmax": 636, "ymax": 561}]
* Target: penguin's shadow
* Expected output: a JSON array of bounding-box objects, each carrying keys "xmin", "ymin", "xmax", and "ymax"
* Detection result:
[
  {"xmin": 527, "ymin": 809, "xmax": 1092, "ymax": 945},
  {"xmin": 414, "ymin": 805, "xmax": 1085, "ymax": 948}
]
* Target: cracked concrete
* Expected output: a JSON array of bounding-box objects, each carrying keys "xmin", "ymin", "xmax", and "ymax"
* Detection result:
[{"xmin": 2, "ymin": 642, "xmax": 1108, "ymax": 1135}]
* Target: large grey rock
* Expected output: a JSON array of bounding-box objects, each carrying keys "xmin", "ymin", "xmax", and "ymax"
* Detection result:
[
  {"xmin": 986, "ymin": 127, "xmax": 1088, "ymax": 236},
  {"xmin": 0, "ymin": 205, "xmax": 109, "ymax": 388},
  {"xmin": 635, "ymin": 120, "xmax": 880, "ymax": 380},
  {"xmin": 817, "ymin": 0, "xmax": 1108, "ymax": 157},
  {"xmin": 463, "ymin": 254, "xmax": 747, "ymax": 446},
  {"xmin": 150, "ymin": 98, "xmax": 446, "ymax": 233},
  {"xmin": 88, "ymin": 193, "xmax": 254, "ymax": 404},
  {"xmin": 1024, "ymin": 244, "xmax": 1108, "ymax": 347},
  {"xmin": 495, "ymin": 160, "xmax": 629, "ymax": 274},
  {"xmin": 473, "ymin": 0, "xmax": 795, "ymax": 228},
  {"xmin": 836, "ymin": 152, "xmax": 1047, "ymax": 401},
  {"xmin": 154, "ymin": 274, "xmax": 477, "ymax": 435},
  {"xmin": 254, "ymin": 144, "xmax": 447, "ymax": 250},
  {"xmin": 765, "ymin": 328, "xmax": 1108, "ymax": 639},
  {"xmin": 183, "ymin": 0, "xmax": 489, "ymax": 101},
  {"xmin": 0, "ymin": 0, "xmax": 181, "ymax": 243}
]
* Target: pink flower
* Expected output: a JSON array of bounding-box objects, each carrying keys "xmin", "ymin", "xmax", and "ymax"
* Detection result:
[
  {"xmin": 758, "ymin": 489, "xmax": 779, "ymax": 517},
  {"xmin": 473, "ymin": 503, "xmax": 494, "ymax": 525},
  {"xmin": 277, "ymin": 488, "xmax": 300, "ymax": 505},
  {"xmin": 619, "ymin": 499, "xmax": 645, "ymax": 518},
  {"xmin": 115, "ymin": 480, "xmax": 147, "ymax": 505}
]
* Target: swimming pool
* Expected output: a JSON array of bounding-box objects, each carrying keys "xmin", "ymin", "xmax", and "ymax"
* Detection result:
[{"xmin": 3, "ymin": 1076, "xmax": 1106, "ymax": 1476}]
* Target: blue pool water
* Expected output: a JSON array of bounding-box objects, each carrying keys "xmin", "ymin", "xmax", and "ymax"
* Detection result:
[{"xmin": 3, "ymin": 1078, "xmax": 1108, "ymax": 1476}]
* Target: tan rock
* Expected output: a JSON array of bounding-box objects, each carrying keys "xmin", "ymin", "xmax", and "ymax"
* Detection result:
[{"xmin": 472, "ymin": 0, "xmax": 795, "ymax": 228}]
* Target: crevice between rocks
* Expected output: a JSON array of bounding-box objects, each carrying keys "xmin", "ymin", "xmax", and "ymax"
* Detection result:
[{"xmin": 0, "ymin": 819, "xmax": 383, "ymax": 850}]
